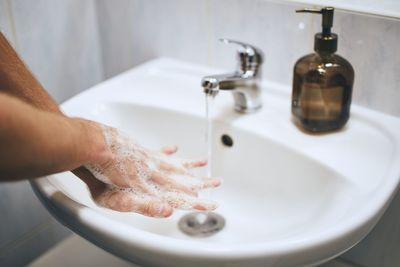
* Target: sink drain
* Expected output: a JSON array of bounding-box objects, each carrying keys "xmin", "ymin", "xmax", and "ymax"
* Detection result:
[{"xmin": 178, "ymin": 212, "xmax": 225, "ymax": 237}]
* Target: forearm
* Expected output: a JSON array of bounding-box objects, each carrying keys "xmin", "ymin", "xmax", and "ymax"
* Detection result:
[
  {"xmin": 0, "ymin": 32, "xmax": 103, "ymax": 188},
  {"xmin": 0, "ymin": 93, "xmax": 108, "ymax": 181},
  {"xmin": 0, "ymin": 32, "xmax": 60, "ymax": 113}
]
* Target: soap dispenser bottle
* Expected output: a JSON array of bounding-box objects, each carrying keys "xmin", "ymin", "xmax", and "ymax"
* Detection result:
[{"xmin": 292, "ymin": 7, "xmax": 354, "ymax": 132}]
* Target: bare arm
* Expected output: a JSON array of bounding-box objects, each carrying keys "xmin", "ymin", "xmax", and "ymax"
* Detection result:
[
  {"xmin": 0, "ymin": 32, "xmax": 220, "ymax": 217},
  {"xmin": 0, "ymin": 32, "xmax": 105, "ymax": 196},
  {"xmin": 0, "ymin": 33, "xmax": 60, "ymax": 113},
  {"xmin": 0, "ymin": 93, "xmax": 107, "ymax": 181}
]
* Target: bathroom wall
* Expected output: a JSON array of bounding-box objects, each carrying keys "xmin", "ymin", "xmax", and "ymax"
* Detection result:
[
  {"xmin": 1, "ymin": 0, "xmax": 399, "ymax": 266},
  {"xmin": 95, "ymin": 1, "xmax": 400, "ymax": 267},
  {"xmin": 95, "ymin": 0, "xmax": 400, "ymax": 117},
  {"xmin": 0, "ymin": 0, "xmax": 103, "ymax": 266}
]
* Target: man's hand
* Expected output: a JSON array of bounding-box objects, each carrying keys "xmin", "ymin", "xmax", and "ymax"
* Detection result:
[
  {"xmin": 83, "ymin": 123, "xmax": 221, "ymax": 217},
  {"xmin": 0, "ymin": 32, "xmax": 221, "ymax": 218}
]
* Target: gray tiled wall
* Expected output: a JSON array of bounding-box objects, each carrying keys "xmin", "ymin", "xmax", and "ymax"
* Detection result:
[
  {"xmin": 11, "ymin": 0, "xmax": 103, "ymax": 103},
  {"xmin": 95, "ymin": 0, "xmax": 400, "ymax": 117},
  {"xmin": 0, "ymin": 0, "xmax": 103, "ymax": 266},
  {"xmin": 340, "ymin": 190, "xmax": 400, "ymax": 266}
]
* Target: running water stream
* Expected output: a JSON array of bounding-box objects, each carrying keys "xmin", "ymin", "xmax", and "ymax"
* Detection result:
[
  {"xmin": 177, "ymin": 92, "xmax": 225, "ymax": 237},
  {"xmin": 205, "ymin": 94, "xmax": 215, "ymax": 178}
]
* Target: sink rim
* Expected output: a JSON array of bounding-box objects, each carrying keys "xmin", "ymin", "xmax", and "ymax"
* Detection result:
[
  {"xmin": 30, "ymin": 172, "xmax": 395, "ymax": 259},
  {"xmin": 30, "ymin": 58, "xmax": 400, "ymax": 265}
]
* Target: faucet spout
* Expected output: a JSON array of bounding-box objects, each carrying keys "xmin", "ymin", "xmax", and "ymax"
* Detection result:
[
  {"xmin": 201, "ymin": 76, "xmax": 220, "ymax": 97},
  {"xmin": 201, "ymin": 39, "xmax": 264, "ymax": 113},
  {"xmin": 202, "ymin": 73, "xmax": 262, "ymax": 113}
]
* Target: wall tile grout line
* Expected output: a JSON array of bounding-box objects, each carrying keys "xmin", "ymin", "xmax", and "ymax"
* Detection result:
[
  {"xmin": 5, "ymin": 0, "xmax": 18, "ymax": 51},
  {"xmin": 93, "ymin": 0, "xmax": 106, "ymax": 83}
]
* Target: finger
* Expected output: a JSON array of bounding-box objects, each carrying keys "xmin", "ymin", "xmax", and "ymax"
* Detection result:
[
  {"xmin": 72, "ymin": 167, "xmax": 107, "ymax": 199},
  {"xmin": 159, "ymin": 160, "xmax": 187, "ymax": 174},
  {"xmin": 97, "ymin": 189, "xmax": 173, "ymax": 218},
  {"xmin": 135, "ymin": 199, "xmax": 173, "ymax": 218},
  {"xmin": 161, "ymin": 146, "xmax": 178, "ymax": 155},
  {"xmin": 182, "ymin": 159, "xmax": 208, "ymax": 169},
  {"xmin": 192, "ymin": 201, "xmax": 218, "ymax": 211},
  {"xmin": 191, "ymin": 177, "xmax": 222, "ymax": 191},
  {"xmin": 166, "ymin": 174, "xmax": 221, "ymax": 192},
  {"xmin": 161, "ymin": 192, "xmax": 218, "ymax": 211},
  {"xmin": 149, "ymin": 172, "xmax": 197, "ymax": 197}
]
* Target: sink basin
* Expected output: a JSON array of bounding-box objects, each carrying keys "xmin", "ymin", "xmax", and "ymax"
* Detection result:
[{"xmin": 32, "ymin": 58, "xmax": 400, "ymax": 267}]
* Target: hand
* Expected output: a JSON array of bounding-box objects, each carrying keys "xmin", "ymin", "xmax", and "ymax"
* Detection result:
[{"xmin": 80, "ymin": 124, "xmax": 221, "ymax": 218}]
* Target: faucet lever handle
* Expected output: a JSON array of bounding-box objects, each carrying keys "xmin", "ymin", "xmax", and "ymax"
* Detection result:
[{"xmin": 219, "ymin": 38, "xmax": 263, "ymax": 72}]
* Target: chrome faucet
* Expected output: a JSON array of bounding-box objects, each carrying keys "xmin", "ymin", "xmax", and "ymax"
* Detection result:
[{"xmin": 202, "ymin": 39, "xmax": 264, "ymax": 113}]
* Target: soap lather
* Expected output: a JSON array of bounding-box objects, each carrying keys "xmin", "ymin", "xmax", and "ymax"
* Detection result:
[{"xmin": 292, "ymin": 7, "xmax": 354, "ymax": 132}]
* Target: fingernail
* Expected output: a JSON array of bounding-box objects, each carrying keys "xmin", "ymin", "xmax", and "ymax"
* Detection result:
[
  {"xmin": 170, "ymin": 146, "xmax": 178, "ymax": 153},
  {"xmin": 154, "ymin": 203, "xmax": 173, "ymax": 218},
  {"xmin": 208, "ymin": 202, "xmax": 218, "ymax": 210},
  {"xmin": 193, "ymin": 202, "xmax": 218, "ymax": 211},
  {"xmin": 213, "ymin": 178, "xmax": 222, "ymax": 186},
  {"xmin": 205, "ymin": 177, "xmax": 222, "ymax": 186}
]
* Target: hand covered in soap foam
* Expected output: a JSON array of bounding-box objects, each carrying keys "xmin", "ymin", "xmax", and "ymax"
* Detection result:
[{"xmin": 84, "ymin": 125, "xmax": 221, "ymax": 218}]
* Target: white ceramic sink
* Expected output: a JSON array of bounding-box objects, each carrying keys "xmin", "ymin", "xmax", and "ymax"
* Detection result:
[{"xmin": 32, "ymin": 58, "xmax": 400, "ymax": 267}]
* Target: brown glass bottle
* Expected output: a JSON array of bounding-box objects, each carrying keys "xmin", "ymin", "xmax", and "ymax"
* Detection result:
[
  {"xmin": 292, "ymin": 7, "xmax": 355, "ymax": 132},
  {"xmin": 292, "ymin": 52, "xmax": 354, "ymax": 132}
]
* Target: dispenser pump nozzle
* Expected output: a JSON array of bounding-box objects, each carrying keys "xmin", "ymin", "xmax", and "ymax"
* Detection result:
[{"xmin": 296, "ymin": 7, "xmax": 337, "ymax": 54}]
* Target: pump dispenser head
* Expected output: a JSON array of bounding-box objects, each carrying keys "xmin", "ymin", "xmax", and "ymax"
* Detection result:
[{"xmin": 296, "ymin": 7, "xmax": 337, "ymax": 54}]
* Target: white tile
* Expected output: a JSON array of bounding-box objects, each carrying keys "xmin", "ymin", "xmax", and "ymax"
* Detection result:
[
  {"xmin": 0, "ymin": 0, "xmax": 15, "ymax": 44},
  {"xmin": 95, "ymin": 0, "xmax": 144, "ymax": 78},
  {"xmin": 282, "ymin": 0, "xmax": 400, "ymax": 19},
  {"xmin": 206, "ymin": 0, "xmax": 314, "ymax": 86},
  {"xmin": 10, "ymin": 0, "xmax": 104, "ymax": 103},
  {"xmin": 96, "ymin": 0, "xmax": 314, "ymax": 84},
  {"xmin": 96, "ymin": 0, "xmax": 211, "ymax": 79},
  {"xmin": 334, "ymin": 10, "xmax": 400, "ymax": 116},
  {"xmin": 96, "ymin": 0, "xmax": 400, "ymax": 117}
]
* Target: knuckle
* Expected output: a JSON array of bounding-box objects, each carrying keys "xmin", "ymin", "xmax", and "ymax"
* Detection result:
[{"xmin": 141, "ymin": 201, "xmax": 160, "ymax": 217}]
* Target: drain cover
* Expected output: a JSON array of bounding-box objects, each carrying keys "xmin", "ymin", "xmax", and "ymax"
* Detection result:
[{"xmin": 178, "ymin": 212, "xmax": 225, "ymax": 237}]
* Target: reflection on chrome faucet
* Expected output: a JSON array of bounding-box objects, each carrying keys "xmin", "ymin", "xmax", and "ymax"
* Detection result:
[{"xmin": 201, "ymin": 39, "xmax": 264, "ymax": 113}]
